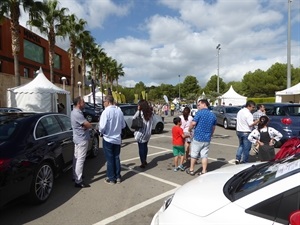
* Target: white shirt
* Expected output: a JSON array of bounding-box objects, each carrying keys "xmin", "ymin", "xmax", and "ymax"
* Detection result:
[
  {"xmin": 179, "ymin": 115, "xmax": 193, "ymax": 133},
  {"xmin": 248, "ymin": 127, "xmax": 283, "ymax": 144},
  {"xmin": 236, "ymin": 107, "xmax": 254, "ymax": 132}
]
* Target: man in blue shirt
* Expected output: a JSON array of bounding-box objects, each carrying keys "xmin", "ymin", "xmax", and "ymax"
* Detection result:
[
  {"xmin": 71, "ymin": 96, "xmax": 92, "ymax": 188},
  {"xmin": 186, "ymin": 99, "xmax": 216, "ymax": 176},
  {"xmin": 99, "ymin": 95, "xmax": 126, "ymax": 184}
]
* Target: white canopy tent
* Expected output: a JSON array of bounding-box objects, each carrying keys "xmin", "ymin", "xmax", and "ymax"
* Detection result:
[
  {"xmin": 275, "ymin": 83, "xmax": 300, "ymax": 103},
  {"xmin": 83, "ymin": 91, "xmax": 106, "ymax": 104},
  {"xmin": 7, "ymin": 68, "xmax": 71, "ymax": 116},
  {"xmin": 216, "ymin": 85, "xmax": 247, "ymax": 106}
]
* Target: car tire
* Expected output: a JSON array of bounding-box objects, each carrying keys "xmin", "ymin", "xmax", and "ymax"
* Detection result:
[
  {"xmin": 155, "ymin": 122, "xmax": 164, "ymax": 134},
  {"xmin": 29, "ymin": 162, "xmax": 54, "ymax": 204},
  {"xmin": 86, "ymin": 115, "xmax": 93, "ymax": 123},
  {"xmin": 90, "ymin": 135, "xmax": 99, "ymax": 157},
  {"xmin": 223, "ymin": 119, "xmax": 228, "ymax": 129}
]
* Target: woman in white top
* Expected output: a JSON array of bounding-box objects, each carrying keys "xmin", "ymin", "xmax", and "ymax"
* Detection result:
[
  {"xmin": 179, "ymin": 107, "xmax": 193, "ymax": 162},
  {"xmin": 133, "ymin": 100, "xmax": 153, "ymax": 168},
  {"xmin": 248, "ymin": 116, "xmax": 282, "ymax": 161}
]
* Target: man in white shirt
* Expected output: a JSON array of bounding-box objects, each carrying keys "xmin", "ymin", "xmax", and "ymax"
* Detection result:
[
  {"xmin": 235, "ymin": 100, "xmax": 259, "ymax": 164},
  {"xmin": 99, "ymin": 95, "xmax": 126, "ymax": 184}
]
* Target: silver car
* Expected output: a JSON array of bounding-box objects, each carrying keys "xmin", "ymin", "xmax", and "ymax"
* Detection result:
[
  {"xmin": 119, "ymin": 104, "xmax": 164, "ymax": 138},
  {"xmin": 212, "ymin": 105, "xmax": 241, "ymax": 129}
]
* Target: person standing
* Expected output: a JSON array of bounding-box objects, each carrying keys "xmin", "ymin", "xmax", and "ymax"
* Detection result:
[
  {"xmin": 170, "ymin": 103, "xmax": 175, "ymax": 116},
  {"xmin": 172, "ymin": 117, "xmax": 189, "ymax": 171},
  {"xmin": 235, "ymin": 100, "xmax": 259, "ymax": 164},
  {"xmin": 253, "ymin": 104, "xmax": 266, "ymax": 129},
  {"xmin": 71, "ymin": 96, "xmax": 92, "ymax": 188},
  {"xmin": 186, "ymin": 99, "xmax": 216, "ymax": 176},
  {"xmin": 179, "ymin": 107, "xmax": 193, "ymax": 163},
  {"xmin": 133, "ymin": 100, "xmax": 153, "ymax": 168},
  {"xmin": 248, "ymin": 116, "xmax": 282, "ymax": 161},
  {"xmin": 99, "ymin": 95, "xmax": 126, "ymax": 184}
]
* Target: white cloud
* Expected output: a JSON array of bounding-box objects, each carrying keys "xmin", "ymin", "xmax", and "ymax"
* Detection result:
[{"xmin": 16, "ymin": 0, "xmax": 300, "ymax": 88}]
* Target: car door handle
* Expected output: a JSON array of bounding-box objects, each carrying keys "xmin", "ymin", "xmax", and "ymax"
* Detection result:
[
  {"xmin": 47, "ymin": 141, "xmax": 55, "ymax": 146},
  {"xmin": 62, "ymin": 139, "xmax": 72, "ymax": 144}
]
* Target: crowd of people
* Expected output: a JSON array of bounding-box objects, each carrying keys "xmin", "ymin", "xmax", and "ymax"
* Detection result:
[{"xmin": 70, "ymin": 96, "xmax": 283, "ymax": 188}]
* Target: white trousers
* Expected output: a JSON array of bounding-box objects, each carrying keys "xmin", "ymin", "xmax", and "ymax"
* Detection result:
[{"xmin": 73, "ymin": 140, "xmax": 89, "ymax": 184}]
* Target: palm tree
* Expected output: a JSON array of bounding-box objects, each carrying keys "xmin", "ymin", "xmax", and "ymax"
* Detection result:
[
  {"xmin": 63, "ymin": 13, "xmax": 86, "ymax": 99},
  {"xmin": 76, "ymin": 30, "xmax": 94, "ymax": 96},
  {"xmin": 0, "ymin": 0, "xmax": 35, "ymax": 86},
  {"xmin": 28, "ymin": 0, "xmax": 68, "ymax": 82}
]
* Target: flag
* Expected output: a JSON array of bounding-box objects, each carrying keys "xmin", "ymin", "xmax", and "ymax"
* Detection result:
[{"xmin": 163, "ymin": 95, "xmax": 169, "ymax": 104}]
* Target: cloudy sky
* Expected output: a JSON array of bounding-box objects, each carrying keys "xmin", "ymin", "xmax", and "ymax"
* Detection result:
[{"xmin": 20, "ymin": 0, "xmax": 300, "ymax": 88}]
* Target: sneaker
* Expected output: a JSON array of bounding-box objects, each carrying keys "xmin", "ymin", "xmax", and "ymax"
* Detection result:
[
  {"xmin": 235, "ymin": 160, "xmax": 240, "ymax": 165},
  {"xmin": 116, "ymin": 178, "xmax": 122, "ymax": 184},
  {"xmin": 178, "ymin": 164, "xmax": 186, "ymax": 171},
  {"xmin": 104, "ymin": 178, "xmax": 115, "ymax": 185},
  {"xmin": 174, "ymin": 167, "xmax": 179, "ymax": 172}
]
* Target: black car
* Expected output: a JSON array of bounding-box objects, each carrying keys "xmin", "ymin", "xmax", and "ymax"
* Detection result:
[
  {"xmin": 0, "ymin": 107, "xmax": 22, "ymax": 113},
  {"xmin": 0, "ymin": 112, "xmax": 99, "ymax": 208},
  {"xmin": 83, "ymin": 102, "xmax": 103, "ymax": 122}
]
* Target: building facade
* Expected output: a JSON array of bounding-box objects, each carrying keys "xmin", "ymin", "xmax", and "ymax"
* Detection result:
[{"xmin": 0, "ymin": 17, "xmax": 84, "ymax": 107}]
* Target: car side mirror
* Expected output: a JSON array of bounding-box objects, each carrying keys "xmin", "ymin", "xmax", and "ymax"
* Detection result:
[{"xmin": 289, "ymin": 210, "xmax": 300, "ymax": 225}]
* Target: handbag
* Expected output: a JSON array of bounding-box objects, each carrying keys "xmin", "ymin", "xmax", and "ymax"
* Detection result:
[
  {"xmin": 250, "ymin": 143, "xmax": 259, "ymax": 156},
  {"xmin": 131, "ymin": 111, "xmax": 143, "ymax": 129}
]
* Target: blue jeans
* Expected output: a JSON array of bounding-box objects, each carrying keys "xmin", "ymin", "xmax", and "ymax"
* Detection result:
[
  {"xmin": 236, "ymin": 131, "xmax": 252, "ymax": 163},
  {"xmin": 103, "ymin": 139, "xmax": 121, "ymax": 181},
  {"xmin": 138, "ymin": 142, "xmax": 148, "ymax": 164}
]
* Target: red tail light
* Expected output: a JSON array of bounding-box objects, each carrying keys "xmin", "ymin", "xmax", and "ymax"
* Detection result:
[
  {"xmin": 281, "ymin": 118, "xmax": 292, "ymax": 125},
  {"xmin": 0, "ymin": 158, "xmax": 11, "ymax": 172}
]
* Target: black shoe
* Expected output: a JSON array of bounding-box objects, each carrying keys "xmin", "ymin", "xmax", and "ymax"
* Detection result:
[
  {"xmin": 235, "ymin": 160, "xmax": 240, "ymax": 165},
  {"xmin": 74, "ymin": 182, "xmax": 90, "ymax": 188}
]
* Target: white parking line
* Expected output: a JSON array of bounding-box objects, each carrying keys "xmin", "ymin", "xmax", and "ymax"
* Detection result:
[
  {"xmin": 93, "ymin": 188, "xmax": 177, "ymax": 225},
  {"xmin": 95, "ymin": 136, "xmax": 236, "ymax": 224}
]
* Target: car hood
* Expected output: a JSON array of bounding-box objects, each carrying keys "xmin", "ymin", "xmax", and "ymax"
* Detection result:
[{"xmin": 171, "ymin": 164, "xmax": 255, "ymax": 217}]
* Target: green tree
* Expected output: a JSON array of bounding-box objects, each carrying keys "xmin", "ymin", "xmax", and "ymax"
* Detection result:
[
  {"xmin": 181, "ymin": 75, "xmax": 200, "ymax": 98},
  {"xmin": 63, "ymin": 13, "xmax": 86, "ymax": 99},
  {"xmin": 203, "ymin": 75, "xmax": 226, "ymax": 95},
  {"xmin": 29, "ymin": 0, "xmax": 68, "ymax": 82},
  {"xmin": 0, "ymin": 0, "xmax": 35, "ymax": 86}
]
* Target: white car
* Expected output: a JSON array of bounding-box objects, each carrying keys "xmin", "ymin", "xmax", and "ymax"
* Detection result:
[
  {"xmin": 151, "ymin": 153, "xmax": 300, "ymax": 225},
  {"xmin": 119, "ymin": 104, "xmax": 164, "ymax": 138}
]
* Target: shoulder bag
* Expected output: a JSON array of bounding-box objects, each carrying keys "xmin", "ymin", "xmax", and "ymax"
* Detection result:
[{"xmin": 131, "ymin": 111, "xmax": 143, "ymax": 129}]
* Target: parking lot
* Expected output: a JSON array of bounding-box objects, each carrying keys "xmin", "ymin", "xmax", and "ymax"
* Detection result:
[{"xmin": 0, "ymin": 116, "xmax": 248, "ymax": 225}]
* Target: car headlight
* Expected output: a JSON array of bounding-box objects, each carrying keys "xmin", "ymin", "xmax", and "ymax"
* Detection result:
[{"xmin": 163, "ymin": 194, "xmax": 174, "ymax": 211}]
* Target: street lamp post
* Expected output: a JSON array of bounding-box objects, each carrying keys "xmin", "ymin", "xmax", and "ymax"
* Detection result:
[
  {"xmin": 287, "ymin": 0, "xmax": 292, "ymax": 88},
  {"xmin": 216, "ymin": 44, "xmax": 221, "ymax": 93},
  {"xmin": 77, "ymin": 81, "xmax": 82, "ymax": 96},
  {"xmin": 61, "ymin": 77, "xmax": 66, "ymax": 90},
  {"xmin": 178, "ymin": 75, "xmax": 181, "ymax": 100}
]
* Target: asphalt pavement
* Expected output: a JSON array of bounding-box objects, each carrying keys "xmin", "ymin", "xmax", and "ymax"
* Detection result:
[{"xmin": 0, "ymin": 114, "xmax": 255, "ymax": 225}]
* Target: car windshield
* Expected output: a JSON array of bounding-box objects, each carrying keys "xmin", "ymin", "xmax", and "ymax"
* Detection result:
[
  {"xmin": 225, "ymin": 107, "xmax": 240, "ymax": 113},
  {"xmin": 224, "ymin": 153, "xmax": 300, "ymax": 201}
]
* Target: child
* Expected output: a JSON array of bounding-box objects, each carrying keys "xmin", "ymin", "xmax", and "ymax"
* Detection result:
[{"xmin": 172, "ymin": 117, "xmax": 189, "ymax": 171}]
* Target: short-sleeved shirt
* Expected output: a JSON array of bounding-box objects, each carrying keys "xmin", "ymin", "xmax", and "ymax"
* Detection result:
[
  {"xmin": 193, "ymin": 109, "xmax": 216, "ymax": 142},
  {"xmin": 172, "ymin": 126, "xmax": 184, "ymax": 146},
  {"xmin": 236, "ymin": 107, "xmax": 254, "ymax": 132},
  {"xmin": 71, "ymin": 108, "xmax": 90, "ymax": 144}
]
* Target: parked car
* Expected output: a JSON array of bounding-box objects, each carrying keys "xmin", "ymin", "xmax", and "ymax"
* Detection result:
[
  {"xmin": 151, "ymin": 153, "xmax": 300, "ymax": 225},
  {"xmin": 119, "ymin": 104, "xmax": 164, "ymax": 138},
  {"xmin": 0, "ymin": 107, "xmax": 22, "ymax": 113},
  {"xmin": 0, "ymin": 112, "xmax": 99, "ymax": 208},
  {"xmin": 212, "ymin": 105, "xmax": 241, "ymax": 129},
  {"xmin": 263, "ymin": 103, "xmax": 300, "ymax": 144},
  {"xmin": 190, "ymin": 104, "xmax": 198, "ymax": 117},
  {"xmin": 82, "ymin": 102, "xmax": 103, "ymax": 122}
]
